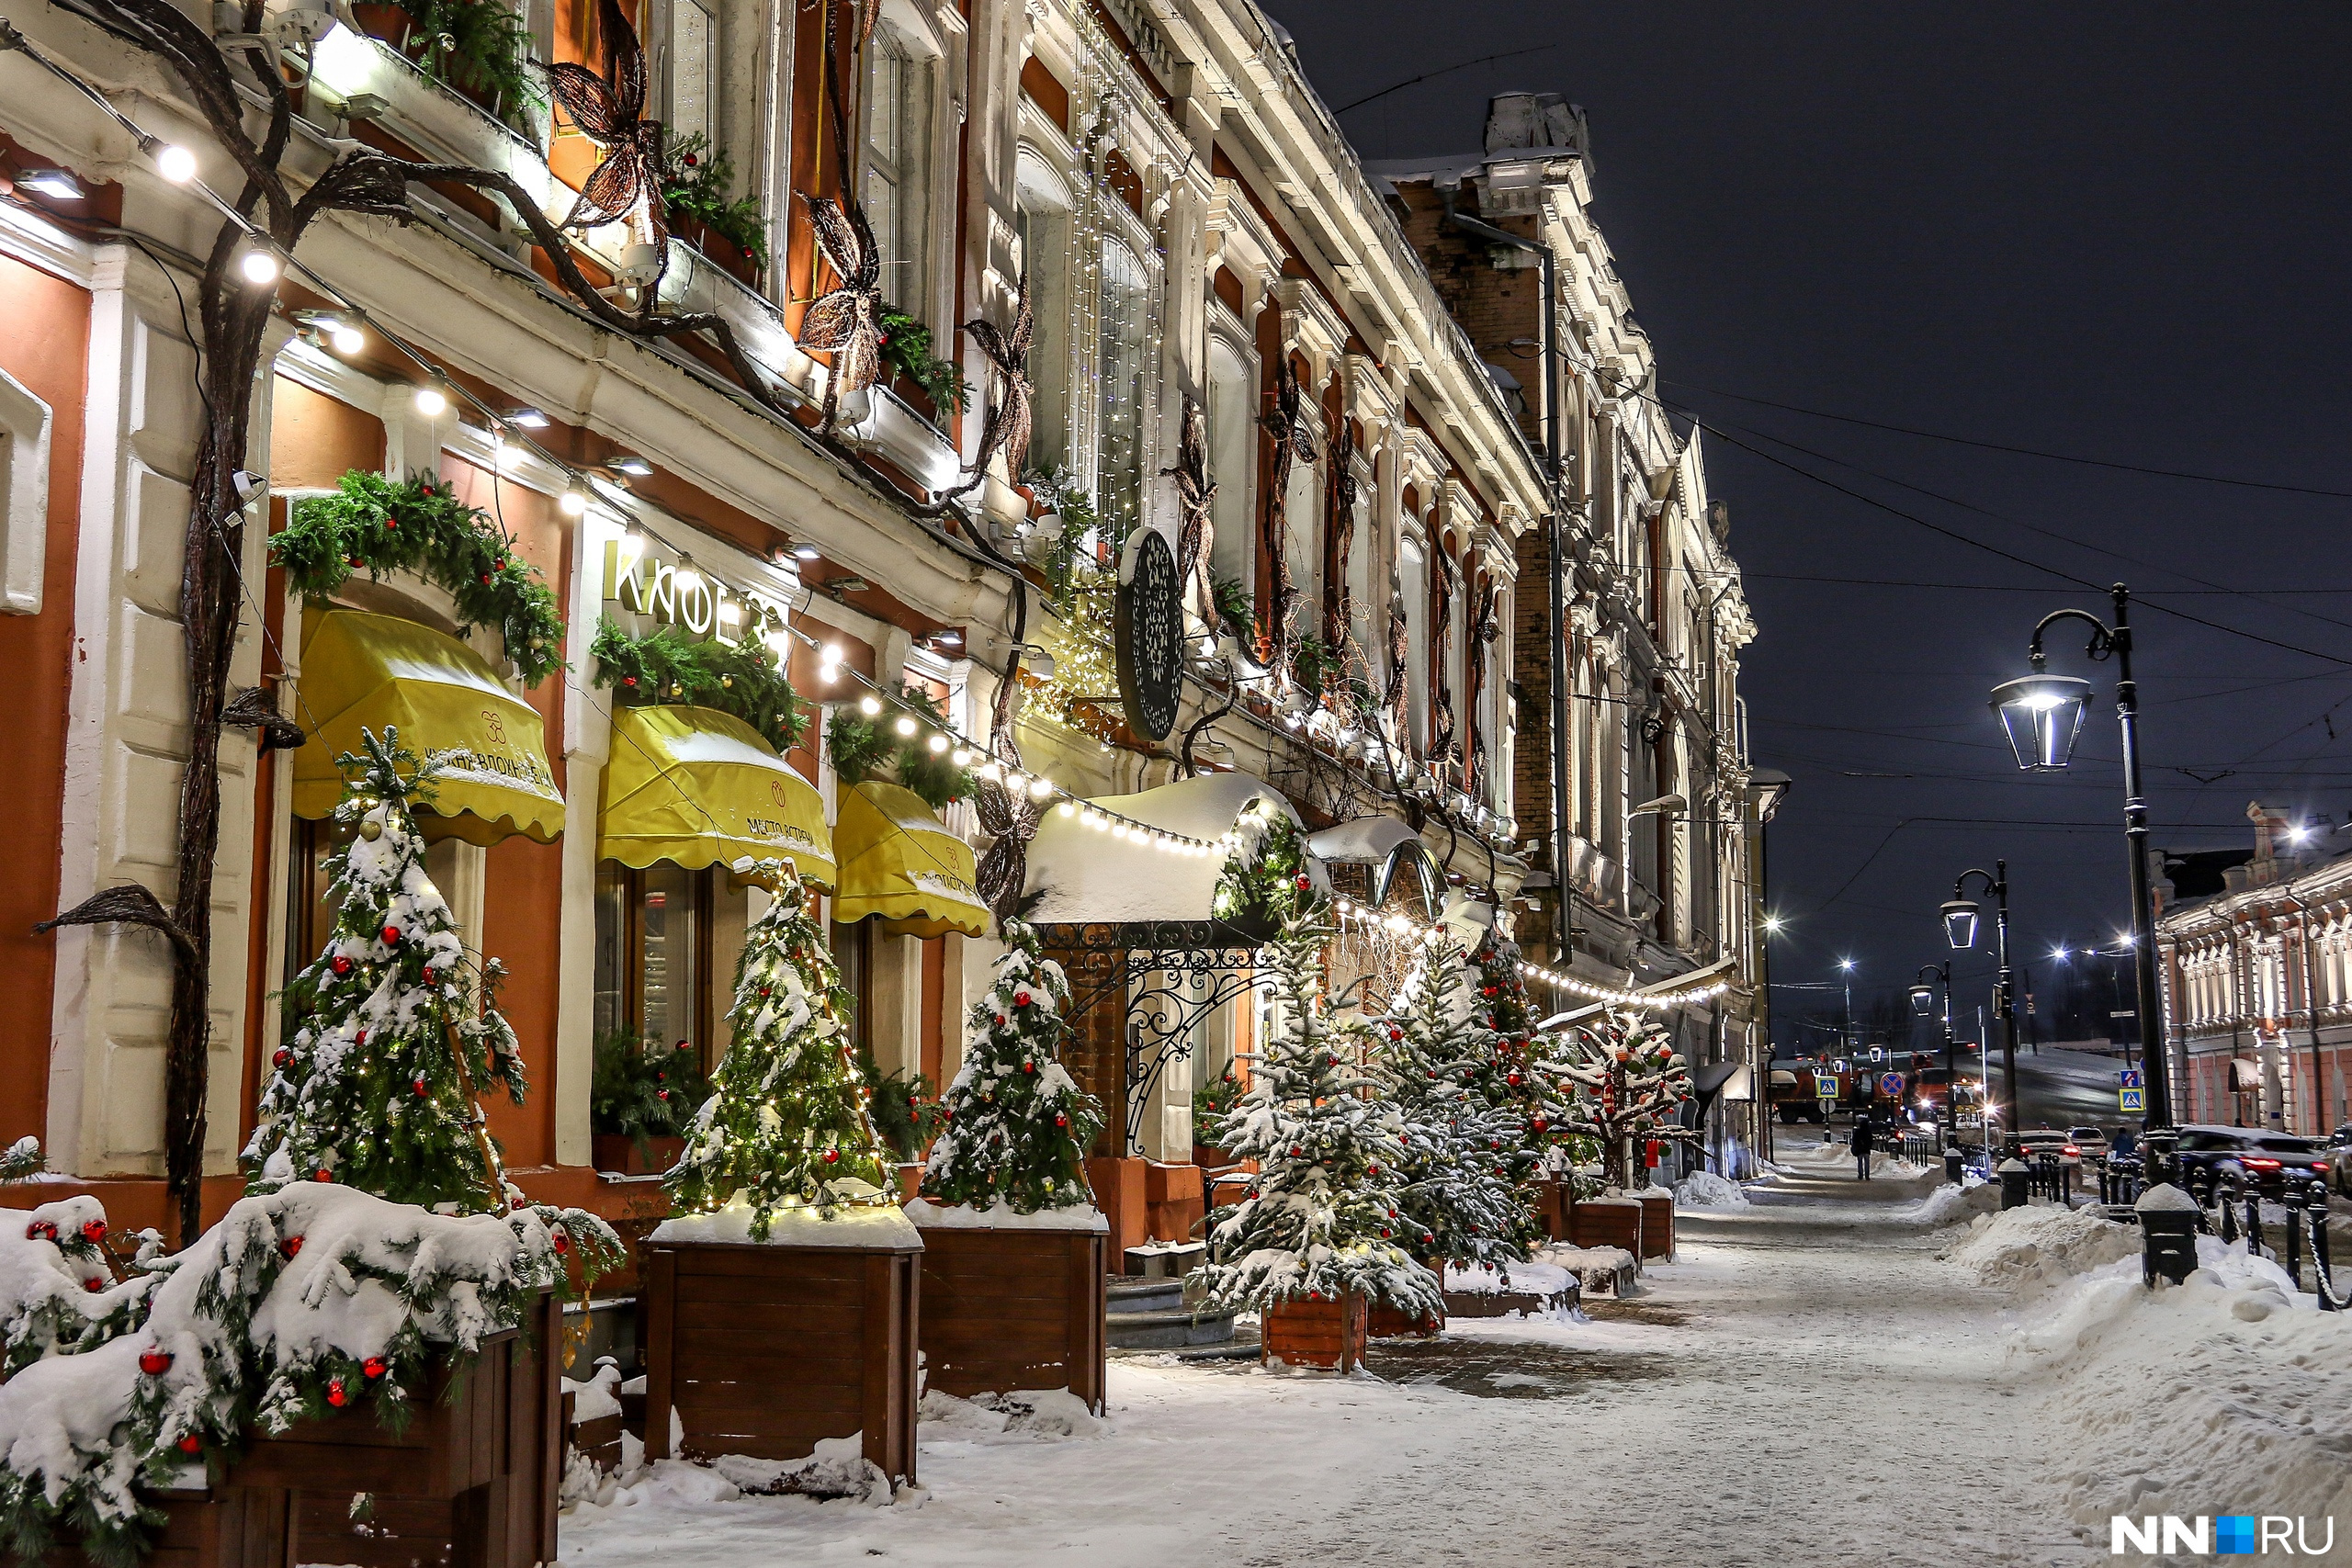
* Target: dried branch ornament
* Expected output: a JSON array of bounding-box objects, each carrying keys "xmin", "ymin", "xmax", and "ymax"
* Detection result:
[
  {"xmin": 1327, "ymin": 419, "xmax": 1359, "ymax": 649},
  {"xmin": 1165, "ymin": 395, "xmax": 1217, "ymax": 618},
  {"xmin": 798, "ymin": 193, "xmax": 886, "ymax": 430},
  {"xmin": 544, "ymin": 0, "xmax": 669, "ymax": 292},
  {"xmin": 1429, "ymin": 547, "xmax": 1460, "ymax": 768},
  {"xmin": 942, "ymin": 274, "xmax": 1035, "ymax": 501},
  {"xmin": 1467, "ymin": 581, "xmax": 1500, "ymax": 795},
  {"xmin": 1259, "ymin": 342, "xmax": 1317, "ymax": 682}
]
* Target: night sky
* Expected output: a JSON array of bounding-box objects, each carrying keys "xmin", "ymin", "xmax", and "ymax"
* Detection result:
[{"xmin": 1266, "ymin": 0, "xmax": 2352, "ymax": 1050}]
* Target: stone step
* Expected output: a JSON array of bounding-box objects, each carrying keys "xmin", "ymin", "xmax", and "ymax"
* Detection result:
[
  {"xmin": 1105, "ymin": 1301, "xmax": 1240, "ymax": 1350},
  {"xmin": 1104, "ymin": 1276, "xmax": 1186, "ymax": 1314}
]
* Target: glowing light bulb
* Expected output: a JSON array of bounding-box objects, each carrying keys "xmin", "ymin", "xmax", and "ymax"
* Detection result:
[
  {"xmin": 155, "ymin": 144, "xmax": 198, "ymax": 183},
  {"xmin": 559, "ymin": 489, "xmax": 588, "ymax": 517},
  {"xmin": 329, "ymin": 322, "xmax": 364, "ymax": 355},
  {"xmin": 413, "ymin": 382, "xmax": 448, "ymax": 418},
  {"xmin": 926, "ymin": 733, "xmax": 949, "ymax": 753},
  {"xmin": 1057, "ymin": 801, "xmax": 1077, "ymax": 818},
  {"xmin": 859, "ymin": 695, "xmax": 882, "ymax": 717},
  {"xmin": 894, "ymin": 715, "xmax": 918, "ymax": 738},
  {"xmin": 239, "ymin": 245, "xmax": 280, "ymax": 284}
]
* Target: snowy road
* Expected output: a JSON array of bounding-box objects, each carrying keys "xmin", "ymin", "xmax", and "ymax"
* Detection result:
[{"xmin": 564, "ymin": 1150, "xmax": 2097, "ymax": 1568}]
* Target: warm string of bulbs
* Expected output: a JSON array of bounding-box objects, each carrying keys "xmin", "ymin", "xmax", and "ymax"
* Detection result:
[{"xmin": 1328, "ymin": 895, "xmax": 1729, "ymax": 1012}]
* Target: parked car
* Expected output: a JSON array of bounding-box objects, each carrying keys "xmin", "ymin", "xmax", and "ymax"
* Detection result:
[
  {"xmin": 2068, "ymin": 1126, "xmax": 2110, "ymax": 1156},
  {"xmin": 2325, "ymin": 1122, "xmax": 2352, "ymax": 1196},
  {"xmin": 2013, "ymin": 1128, "xmax": 2082, "ymax": 1166},
  {"xmin": 2171, "ymin": 1124, "xmax": 2331, "ymax": 1200}
]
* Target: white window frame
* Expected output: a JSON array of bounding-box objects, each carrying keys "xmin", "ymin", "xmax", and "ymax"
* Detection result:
[
  {"xmin": 1399, "ymin": 528, "xmax": 1428, "ymax": 753},
  {"xmin": 661, "ymin": 0, "xmax": 718, "ymax": 153},
  {"xmin": 0, "ymin": 365, "xmax": 53, "ymax": 615},
  {"xmin": 1204, "ymin": 312, "xmax": 1257, "ymax": 610},
  {"xmin": 1014, "ymin": 146, "xmax": 1076, "ymax": 479},
  {"xmin": 860, "ymin": 0, "xmax": 954, "ymax": 331}
]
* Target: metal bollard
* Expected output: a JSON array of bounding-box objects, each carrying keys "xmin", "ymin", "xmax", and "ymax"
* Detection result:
[
  {"xmin": 1945, "ymin": 1147, "xmax": 1964, "ymax": 1186},
  {"xmin": 1999, "ymin": 1157, "xmax": 2030, "ymax": 1210},
  {"xmin": 2245, "ymin": 1189, "xmax": 2264, "ymax": 1258},
  {"xmin": 2284, "ymin": 1183, "xmax": 2304, "ymax": 1288},
  {"xmin": 2312, "ymin": 1185, "xmax": 2341, "ymax": 1313}
]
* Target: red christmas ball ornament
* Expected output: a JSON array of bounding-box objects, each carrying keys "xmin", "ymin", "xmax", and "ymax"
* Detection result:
[
  {"xmin": 1295, "ymin": 874, "xmax": 1311, "ymax": 891},
  {"xmin": 655, "ymin": 1089, "xmax": 670, "ymax": 1100},
  {"xmin": 1482, "ymin": 986, "xmax": 1497, "ymax": 997},
  {"xmin": 552, "ymin": 1230, "xmax": 571, "ymax": 1255},
  {"xmin": 380, "ymin": 924, "xmax": 400, "ymax": 944},
  {"xmin": 273, "ymin": 1049, "xmax": 291, "ymax": 1068},
  {"xmin": 140, "ymin": 1347, "xmax": 175, "ymax": 1375},
  {"xmin": 1380, "ymin": 1228, "xmax": 1392, "ymax": 1238},
  {"xmin": 83, "ymin": 1277, "xmax": 103, "ymax": 1293},
  {"xmin": 282, "ymin": 1235, "xmax": 304, "ymax": 1258},
  {"xmin": 479, "ymin": 572, "xmax": 492, "ymax": 585},
  {"xmin": 1055, "ymin": 1113, "xmax": 1068, "ymax": 1127},
  {"xmin": 1023, "ymin": 1059, "xmax": 1036, "ymax": 1074},
  {"xmin": 363, "ymin": 1357, "xmax": 387, "ymax": 1380},
  {"xmin": 81, "ymin": 1219, "xmax": 107, "ymax": 1243},
  {"xmin": 1290, "ymin": 1146, "xmax": 1304, "ymax": 1158},
  {"xmin": 327, "ymin": 1378, "xmax": 349, "ymax": 1408},
  {"xmin": 682, "ymin": 151, "xmax": 699, "ymax": 167},
  {"xmin": 1307, "ymin": 1290, "xmax": 1321, "ymax": 1302},
  {"xmin": 623, "ymin": 676, "xmax": 639, "ymax": 688},
  {"xmin": 313, "ymin": 1168, "xmax": 332, "ymax": 1183},
  {"xmin": 1532, "ymin": 1117, "xmax": 1549, "ymax": 1133},
  {"xmin": 331, "ymin": 956, "xmax": 353, "ymax": 977},
  {"xmin": 413, "ymin": 1077, "xmax": 428, "ymax": 1097},
  {"xmin": 994, "ymin": 1014, "xmax": 1007, "ymax": 1028},
  {"xmin": 1014, "ymin": 989, "xmax": 1033, "ymax": 1008},
  {"xmin": 1367, "ymin": 1164, "xmax": 1381, "ymax": 1177},
  {"xmin": 422, "ymin": 967, "xmax": 435, "ymax": 985},
  {"xmin": 1325, "ymin": 1054, "xmax": 1339, "ymax": 1067},
  {"xmin": 676, "ymin": 1039, "xmax": 693, "ymax": 1052},
  {"xmin": 355, "ymin": 1029, "xmax": 368, "ymax": 1045},
  {"xmin": 1506, "ymin": 1072, "xmax": 1522, "ymax": 1087},
  {"xmin": 822, "ymin": 1148, "xmax": 840, "ymax": 1164},
  {"xmin": 26, "ymin": 1220, "xmax": 56, "ymax": 1241},
  {"xmin": 178, "ymin": 1434, "xmax": 203, "ymax": 1455}
]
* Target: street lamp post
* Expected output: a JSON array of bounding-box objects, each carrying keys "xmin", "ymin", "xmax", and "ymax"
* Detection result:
[
  {"xmin": 1989, "ymin": 582, "xmax": 2172, "ymax": 1131},
  {"xmin": 1943, "ymin": 863, "xmax": 2019, "ymax": 1148},
  {"xmin": 1838, "ymin": 958, "xmax": 1856, "ymax": 1055},
  {"xmin": 1911, "ymin": 961, "xmax": 1958, "ymax": 1152}
]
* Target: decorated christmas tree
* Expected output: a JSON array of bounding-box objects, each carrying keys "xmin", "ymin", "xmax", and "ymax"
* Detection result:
[
  {"xmin": 247, "ymin": 730, "xmax": 528, "ymax": 1211},
  {"xmin": 1544, "ymin": 1007, "xmax": 1696, "ymax": 1189},
  {"xmin": 1455, "ymin": 924, "xmax": 1570, "ymax": 1158},
  {"xmin": 664, "ymin": 863, "xmax": 891, "ymax": 1234},
  {"xmin": 1379, "ymin": 929, "xmax": 1536, "ymax": 1268},
  {"xmin": 917, "ymin": 919, "xmax": 1103, "ymax": 1213},
  {"xmin": 1199, "ymin": 899, "xmax": 1442, "ymax": 1323}
]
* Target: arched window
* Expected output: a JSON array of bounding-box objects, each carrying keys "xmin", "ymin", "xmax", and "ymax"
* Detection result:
[
  {"xmin": 1097, "ymin": 239, "xmax": 1151, "ymax": 540},
  {"xmin": 1206, "ymin": 333, "xmax": 1256, "ymax": 607},
  {"xmin": 1014, "ymin": 149, "xmax": 1073, "ymax": 475},
  {"xmin": 1399, "ymin": 531, "xmax": 1428, "ymax": 753},
  {"xmin": 862, "ymin": 12, "xmax": 939, "ymax": 313}
]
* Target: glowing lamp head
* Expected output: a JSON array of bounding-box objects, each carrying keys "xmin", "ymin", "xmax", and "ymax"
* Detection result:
[
  {"xmin": 558, "ymin": 489, "xmax": 588, "ymax": 517},
  {"xmin": 154, "ymin": 143, "xmax": 198, "ymax": 184},
  {"xmin": 412, "ymin": 382, "xmax": 448, "ymax": 418},
  {"xmin": 328, "ymin": 321, "xmax": 365, "ymax": 355},
  {"xmin": 1941, "ymin": 898, "xmax": 1981, "ymax": 952},
  {"xmin": 1909, "ymin": 984, "xmax": 1934, "ymax": 1018},
  {"xmin": 239, "ymin": 245, "xmax": 280, "ymax": 285},
  {"xmin": 859, "ymin": 695, "xmax": 882, "ymax": 717},
  {"xmin": 1989, "ymin": 671, "xmax": 2093, "ymax": 770}
]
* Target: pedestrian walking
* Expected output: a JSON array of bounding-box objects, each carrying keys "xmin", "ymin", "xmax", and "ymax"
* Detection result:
[{"xmin": 1851, "ymin": 1116, "xmax": 1875, "ymax": 1181}]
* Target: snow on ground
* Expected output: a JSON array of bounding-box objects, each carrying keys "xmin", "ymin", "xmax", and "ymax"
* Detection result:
[{"xmin": 1672, "ymin": 1169, "xmax": 1749, "ymax": 1208}]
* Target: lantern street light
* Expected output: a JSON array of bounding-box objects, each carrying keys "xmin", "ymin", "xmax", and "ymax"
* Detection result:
[
  {"xmin": 1992, "ymin": 583, "xmax": 2171, "ymax": 1132},
  {"xmin": 1913, "ymin": 961, "xmax": 1959, "ymax": 1156},
  {"xmin": 1947, "ymin": 862, "xmax": 2019, "ymax": 1149}
]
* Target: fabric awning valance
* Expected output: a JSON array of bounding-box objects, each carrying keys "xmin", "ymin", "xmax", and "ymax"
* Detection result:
[
  {"xmin": 831, "ymin": 781, "xmax": 989, "ymax": 938},
  {"xmin": 293, "ymin": 608, "xmax": 564, "ymax": 846},
  {"xmin": 598, "ymin": 703, "xmax": 834, "ymax": 889}
]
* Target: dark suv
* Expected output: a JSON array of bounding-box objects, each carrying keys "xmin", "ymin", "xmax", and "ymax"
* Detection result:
[{"xmin": 2171, "ymin": 1124, "xmax": 2330, "ymax": 1199}]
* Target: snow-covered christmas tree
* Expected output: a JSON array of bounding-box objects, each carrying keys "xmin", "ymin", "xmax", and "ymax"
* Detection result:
[
  {"xmin": 1544, "ymin": 1007, "xmax": 1696, "ymax": 1189},
  {"xmin": 1199, "ymin": 899, "xmax": 1442, "ymax": 1323},
  {"xmin": 1454, "ymin": 926, "xmax": 1570, "ymax": 1165},
  {"xmin": 248, "ymin": 729, "xmax": 532, "ymax": 1210},
  {"xmin": 1380, "ymin": 929, "xmax": 1535, "ymax": 1268},
  {"xmin": 917, "ymin": 919, "xmax": 1103, "ymax": 1213},
  {"xmin": 664, "ymin": 863, "xmax": 892, "ymax": 1234}
]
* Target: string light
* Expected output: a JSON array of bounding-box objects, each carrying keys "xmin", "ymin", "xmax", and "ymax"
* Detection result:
[
  {"xmin": 1329, "ymin": 897, "xmax": 1728, "ymax": 1012},
  {"xmin": 153, "ymin": 141, "xmax": 198, "ymax": 183}
]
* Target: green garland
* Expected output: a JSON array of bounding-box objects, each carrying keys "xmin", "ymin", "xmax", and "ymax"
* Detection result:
[
  {"xmin": 824, "ymin": 682, "xmax": 974, "ymax": 810},
  {"xmin": 1210, "ymin": 806, "xmax": 1317, "ymax": 937},
  {"xmin": 589, "ymin": 1029, "xmax": 715, "ymax": 1154},
  {"xmin": 275, "ymin": 471, "xmax": 566, "ymax": 685},
  {"xmin": 878, "ymin": 307, "xmax": 971, "ymax": 418},
  {"xmin": 589, "ymin": 617, "xmax": 806, "ymax": 752}
]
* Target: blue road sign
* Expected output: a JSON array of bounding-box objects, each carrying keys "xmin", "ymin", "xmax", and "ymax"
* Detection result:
[
  {"xmin": 1879, "ymin": 1072, "xmax": 1905, "ymax": 1095},
  {"xmin": 2120, "ymin": 1087, "xmax": 2144, "ymax": 1112},
  {"xmin": 2120, "ymin": 1069, "xmax": 2143, "ymax": 1089}
]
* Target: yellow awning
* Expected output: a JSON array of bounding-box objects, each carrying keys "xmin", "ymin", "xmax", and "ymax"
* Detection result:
[
  {"xmin": 293, "ymin": 608, "xmax": 564, "ymax": 846},
  {"xmin": 831, "ymin": 781, "xmax": 989, "ymax": 938},
  {"xmin": 598, "ymin": 703, "xmax": 834, "ymax": 889}
]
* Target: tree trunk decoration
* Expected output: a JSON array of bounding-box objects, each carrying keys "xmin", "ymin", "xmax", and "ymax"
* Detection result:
[
  {"xmin": 943, "ymin": 273, "xmax": 1034, "ymax": 502},
  {"xmin": 1385, "ymin": 603, "xmax": 1411, "ymax": 754},
  {"xmin": 1429, "ymin": 547, "xmax": 1459, "ymax": 772},
  {"xmin": 544, "ymin": 0, "xmax": 668, "ymax": 299},
  {"xmin": 1465, "ymin": 581, "xmax": 1499, "ymax": 797},
  {"xmin": 799, "ymin": 0, "xmax": 886, "ymax": 434},
  {"xmin": 14, "ymin": 0, "xmax": 780, "ymax": 1246},
  {"xmin": 1258, "ymin": 342, "xmax": 1317, "ymax": 684},
  {"xmin": 1325, "ymin": 420, "xmax": 1358, "ymax": 651},
  {"xmin": 1164, "ymin": 394, "xmax": 1216, "ymax": 621}
]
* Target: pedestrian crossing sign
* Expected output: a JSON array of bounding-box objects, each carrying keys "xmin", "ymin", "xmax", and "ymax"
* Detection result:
[
  {"xmin": 2120, "ymin": 1087, "xmax": 2144, "ymax": 1112},
  {"xmin": 1815, "ymin": 1076, "xmax": 1838, "ymax": 1100}
]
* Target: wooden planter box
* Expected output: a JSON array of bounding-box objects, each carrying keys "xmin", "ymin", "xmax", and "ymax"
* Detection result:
[
  {"xmin": 910, "ymin": 1219, "xmax": 1106, "ymax": 1413},
  {"xmin": 1365, "ymin": 1301, "xmax": 1442, "ymax": 1337},
  {"xmin": 1531, "ymin": 1179, "xmax": 1573, "ymax": 1242},
  {"xmin": 1634, "ymin": 1192, "xmax": 1675, "ymax": 1260},
  {"xmin": 24, "ymin": 1291, "xmax": 566, "ymax": 1568},
  {"xmin": 667, "ymin": 209, "xmax": 762, "ymax": 288},
  {"xmin": 1261, "ymin": 1291, "xmax": 1368, "ymax": 1371},
  {"xmin": 641, "ymin": 1233, "xmax": 920, "ymax": 1484},
  {"xmin": 592, "ymin": 1134, "xmax": 684, "ymax": 1177},
  {"xmin": 1567, "ymin": 1197, "xmax": 1645, "ymax": 1262}
]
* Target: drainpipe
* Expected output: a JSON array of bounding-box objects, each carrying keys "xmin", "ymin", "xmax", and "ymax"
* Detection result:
[{"xmin": 1442, "ymin": 183, "xmax": 1570, "ymax": 971}]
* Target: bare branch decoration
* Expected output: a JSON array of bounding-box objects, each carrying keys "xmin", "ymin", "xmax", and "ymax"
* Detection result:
[
  {"xmin": 941, "ymin": 273, "xmax": 1034, "ymax": 501},
  {"xmin": 543, "ymin": 0, "xmax": 668, "ymax": 299},
  {"xmin": 1163, "ymin": 395, "xmax": 1216, "ymax": 618},
  {"xmin": 1258, "ymin": 340, "xmax": 1316, "ymax": 683}
]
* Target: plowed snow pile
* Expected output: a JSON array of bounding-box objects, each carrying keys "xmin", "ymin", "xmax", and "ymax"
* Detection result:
[{"xmin": 1940, "ymin": 1203, "xmax": 2138, "ymax": 1290}]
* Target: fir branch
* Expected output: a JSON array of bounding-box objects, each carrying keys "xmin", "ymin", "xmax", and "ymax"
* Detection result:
[{"xmin": 589, "ymin": 616, "xmax": 806, "ymax": 751}]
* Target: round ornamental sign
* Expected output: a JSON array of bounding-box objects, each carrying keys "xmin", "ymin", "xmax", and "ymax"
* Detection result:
[{"xmin": 1116, "ymin": 528, "xmax": 1184, "ymax": 740}]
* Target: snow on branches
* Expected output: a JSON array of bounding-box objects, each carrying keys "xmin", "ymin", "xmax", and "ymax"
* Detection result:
[
  {"xmin": 1199, "ymin": 901, "xmax": 1442, "ymax": 1322},
  {"xmin": 0, "ymin": 1185, "xmax": 605, "ymax": 1567},
  {"xmin": 1378, "ymin": 929, "xmax": 1536, "ymax": 1267},
  {"xmin": 918, "ymin": 919, "xmax": 1103, "ymax": 1215},
  {"xmin": 1544, "ymin": 1008, "xmax": 1696, "ymax": 1190},
  {"xmin": 245, "ymin": 729, "xmax": 526, "ymax": 1212},
  {"xmin": 664, "ymin": 863, "xmax": 892, "ymax": 1235}
]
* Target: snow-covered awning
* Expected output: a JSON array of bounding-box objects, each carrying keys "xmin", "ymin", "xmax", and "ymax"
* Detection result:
[
  {"xmin": 1306, "ymin": 817, "xmax": 1441, "ymax": 919},
  {"xmin": 1023, "ymin": 773, "xmax": 1326, "ymax": 933}
]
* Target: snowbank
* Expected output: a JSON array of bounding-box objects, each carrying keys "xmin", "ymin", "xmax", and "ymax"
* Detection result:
[
  {"xmin": 903, "ymin": 1199, "xmax": 1107, "ymax": 1233},
  {"xmin": 1442, "ymin": 1259, "xmax": 1574, "ymax": 1306},
  {"xmin": 1906, "ymin": 1179, "xmax": 1998, "ymax": 1229},
  {"xmin": 916, "ymin": 1387, "xmax": 1111, "ymax": 1440},
  {"xmin": 1672, "ymin": 1172, "xmax": 1749, "ymax": 1210},
  {"xmin": 1940, "ymin": 1204, "xmax": 2138, "ymax": 1291},
  {"xmin": 651, "ymin": 1196, "xmax": 923, "ymax": 1249},
  {"xmin": 1532, "ymin": 1245, "xmax": 1636, "ymax": 1293}
]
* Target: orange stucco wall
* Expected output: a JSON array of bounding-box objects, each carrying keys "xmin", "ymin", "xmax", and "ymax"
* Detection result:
[{"xmin": 0, "ymin": 254, "xmax": 88, "ymax": 1155}]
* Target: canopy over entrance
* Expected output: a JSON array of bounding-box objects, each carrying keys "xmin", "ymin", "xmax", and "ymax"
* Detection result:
[
  {"xmin": 598, "ymin": 703, "xmax": 833, "ymax": 888},
  {"xmin": 832, "ymin": 781, "xmax": 989, "ymax": 938},
  {"xmin": 294, "ymin": 608, "xmax": 563, "ymax": 846}
]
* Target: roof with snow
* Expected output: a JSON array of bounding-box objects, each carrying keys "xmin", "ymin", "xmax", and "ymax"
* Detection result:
[{"xmin": 1022, "ymin": 773, "xmax": 1323, "ymax": 928}]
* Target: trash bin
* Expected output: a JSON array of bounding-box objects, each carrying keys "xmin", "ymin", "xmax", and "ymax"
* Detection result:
[
  {"xmin": 1998, "ymin": 1156, "xmax": 2030, "ymax": 1210},
  {"xmin": 1944, "ymin": 1148, "xmax": 1964, "ymax": 1186},
  {"xmin": 2135, "ymin": 1182, "xmax": 2199, "ymax": 1287}
]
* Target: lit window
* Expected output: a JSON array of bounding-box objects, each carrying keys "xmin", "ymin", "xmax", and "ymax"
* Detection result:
[
  {"xmin": 863, "ymin": 21, "xmax": 933, "ymax": 310},
  {"xmin": 1206, "ymin": 334, "xmax": 1256, "ymax": 604},
  {"xmin": 1097, "ymin": 240, "xmax": 1151, "ymax": 540},
  {"xmin": 1015, "ymin": 151, "xmax": 1072, "ymax": 475}
]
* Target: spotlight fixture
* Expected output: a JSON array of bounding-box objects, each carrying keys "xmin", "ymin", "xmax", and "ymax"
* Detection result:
[
  {"xmin": 507, "ymin": 406, "xmax": 551, "ymax": 430},
  {"xmin": 606, "ymin": 452, "xmax": 654, "ymax": 477},
  {"xmin": 413, "ymin": 381, "xmax": 449, "ymax": 418},
  {"xmin": 17, "ymin": 169, "xmax": 83, "ymax": 202},
  {"xmin": 153, "ymin": 143, "xmax": 198, "ymax": 184}
]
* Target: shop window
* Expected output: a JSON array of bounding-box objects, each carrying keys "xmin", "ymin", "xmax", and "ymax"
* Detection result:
[
  {"xmin": 666, "ymin": 0, "xmax": 716, "ymax": 149},
  {"xmin": 1014, "ymin": 149, "xmax": 1072, "ymax": 475},
  {"xmin": 831, "ymin": 915, "xmax": 872, "ymax": 1054},
  {"xmin": 1097, "ymin": 239, "xmax": 1151, "ymax": 540},
  {"xmin": 863, "ymin": 17, "xmax": 935, "ymax": 312},
  {"xmin": 594, "ymin": 862, "xmax": 716, "ymax": 1065}
]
